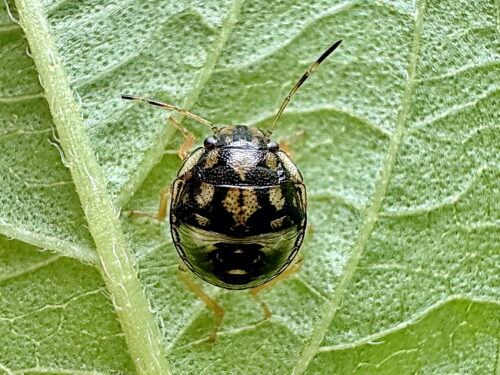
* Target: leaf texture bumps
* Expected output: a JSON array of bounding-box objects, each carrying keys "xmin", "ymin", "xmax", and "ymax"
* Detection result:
[{"xmin": 0, "ymin": 0, "xmax": 498, "ymax": 374}]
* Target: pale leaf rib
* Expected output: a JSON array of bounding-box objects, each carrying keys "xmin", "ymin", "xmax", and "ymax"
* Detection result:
[
  {"xmin": 292, "ymin": 0, "xmax": 428, "ymax": 373},
  {"xmin": 0, "ymin": 254, "xmax": 60, "ymax": 284},
  {"xmin": 115, "ymin": 0, "xmax": 247, "ymax": 208},
  {"xmin": 380, "ymin": 164, "xmax": 488, "ymax": 217},
  {"xmin": 0, "ymin": 23, "xmax": 20, "ymax": 32},
  {"xmin": 0, "ymin": 92, "xmax": 45, "ymax": 102},
  {"xmin": 218, "ymin": 1, "xmax": 357, "ymax": 71},
  {"xmin": 318, "ymin": 296, "xmax": 500, "ymax": 353},
  {"xmin": 10, "ymin": 367, "xmax": 109, "ymax": 375},
  {"xmin": 13, "ymin": 0, "xmax": 171, "ymax": 374},
  {"xmin": 412, "ymin": 86, "xmax": 499, "ymax": 130},
  {"xmin": 0, "ymin": 220, "xmax": 97, "ymax": 264},
  {"xmin": 165, "ymin": 287, "xmax": 223, "ymax": 353}
]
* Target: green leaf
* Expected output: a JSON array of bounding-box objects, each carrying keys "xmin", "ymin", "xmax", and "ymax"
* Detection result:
[
  {"xmin": 0, "ymin": 236, "xmax": 135, "ymax": 374},
  {"xmin": 1, "ymin": 0, "xmax": 498, "ymax": 374}
]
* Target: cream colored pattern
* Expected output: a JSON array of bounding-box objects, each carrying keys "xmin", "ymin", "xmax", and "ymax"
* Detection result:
[
  {"xmin": 194, "ymin": 213, "xmax": 211, "ymax": 227},
  {"xmin": 222, "ymin": 188, "xmax": 261, "ymax": 226},
  {"xmin": 196, "ymin": 182, "xmax": 215, "ymax": 208},
  {"xmin": 177, "ymin": 148, "xmax": 204, "ymax": 176},
  {"xmin": 268, "ymin": 185, "xmax": 286, "ymax": 210},
  {"xmin": 277, "ymin": 151, "xmax": 303, "ymax": 183},
  {"xmin": 270, "ymin": 216, "xmax": 286, "ymax": 230},
  {"xmin": 264, "ymin": 152, "xmax": 278, "ymax": 170},
  {"xmin": 204, "ymin": 150, "xmax": 219, "ymax": 169}
]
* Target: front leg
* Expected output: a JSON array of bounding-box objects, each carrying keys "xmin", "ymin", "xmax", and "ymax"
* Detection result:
[
  {"xmin": 168, "ymin": 116, "xmax": 195, "ymax": 160},
  {"xmin": 279, "ymin": 130, "xmax": 306, "ymax": 158}
]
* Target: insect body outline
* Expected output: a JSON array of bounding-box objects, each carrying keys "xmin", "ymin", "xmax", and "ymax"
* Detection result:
[
  {"xmin": 123, "ymin": 39, "xmax": 342, "ymax": 340},
  {"xmin": 169, "ymin": 124, "xmax": 307, "ymax": 289}
]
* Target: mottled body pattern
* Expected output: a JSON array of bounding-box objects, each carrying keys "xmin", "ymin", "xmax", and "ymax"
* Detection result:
[{"xmin": 170, "ymin": 125, "xmax": 307, "ymax": 289}]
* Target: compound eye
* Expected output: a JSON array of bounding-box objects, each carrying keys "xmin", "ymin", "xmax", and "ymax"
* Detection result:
[
  {"xmin": 204, "ymin": 137, "xmax": 217, "ymax": 149},
  {"xmin": 267, "ymin": 141, "xmax": 279, "ymax": 152}
]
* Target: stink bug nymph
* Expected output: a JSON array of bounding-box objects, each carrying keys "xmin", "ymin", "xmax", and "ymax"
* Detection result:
[{"xmin": 123, "ymin": 40, "xmax": 342, "ymax": 341}]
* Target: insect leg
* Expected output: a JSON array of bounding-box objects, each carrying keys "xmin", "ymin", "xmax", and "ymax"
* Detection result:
[
  {"xmin": 178, "ymin": 264, "xmax": 224, "ymax": 343},
  {"xmin": 167, "ymin": 116, "xmax": 195, "ymax": 160},
  {"xmin": 178, "ymin": 132, "xmax": 195, "ymax": 160},
  {"xmin": 278, "ymin": 130, "xmax": 306, "ymax": 158},
  {"xmin": 129, "ymin": 185, "xmax": 170, "ymax": 221},
  {"xmin": 249, "ymin": 257, "xmax": 302, "ymax": 319}
]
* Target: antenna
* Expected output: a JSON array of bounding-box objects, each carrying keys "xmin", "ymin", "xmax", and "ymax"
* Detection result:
[
  {"xmin": 267, "ymin": 40, "xmax": 343, "ymax": 134},
  {"xmin": 122, "ymin": 95, "xmax": 216, "ymax": 131}
]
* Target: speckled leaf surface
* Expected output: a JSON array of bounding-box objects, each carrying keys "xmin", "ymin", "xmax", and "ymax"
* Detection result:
[
  {"xmin": 0, "ymin": 236, "xmax": 135, "ymax": 374},
  {"xmin": 0, "ymin": 13, "xmax": 95, "ymax": 262},
  {"xmin": 0, "ymin": 0, "xmax": 499, "ymax": 374}
]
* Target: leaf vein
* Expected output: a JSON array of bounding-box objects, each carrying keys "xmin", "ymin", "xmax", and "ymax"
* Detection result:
[
  {"xmin": 292, "ymin": 0, "xmax": 428, "ymax": 372},
  {"xmin": 0, "ymin": 220, "xmax": 97, "ymax": 264},
  {"xmin": 13, "ymin": 0, "xmax": 172, "ymax": 372},
  {"xmin": 0, "ymin": 23, "xmax": 20, "ymax": 32},
  {"xmin": 380, "ymin": 164, "xmax": 489, "ymax": 217},
  {"xmin": 115, "ymin": 0, "xmax": 247, "ymax": 208},
  {"xmin": 10, "ymin": 367, "xmax": 110, "ymax": 375},
  {"xmin": 317, "ymin": 296, "xmax": 500, "ymax": 353},
  {"xmin": 412, "ymin": 86, "xmax": 499, "ymax": 129},
  {"xmin": 0, "ymin": 92, "xmax": 45, "ymax": 103},
  {"xmin": 0, "ymin": 254, "xmax": 60, "ymax": 284},
  {"xmin": 219, "ymin": 1, "xmax": 358, "ymax": 71},
  {"xmin": 416, "ymin": 61, "xmax": 499, "ymax": 83}
]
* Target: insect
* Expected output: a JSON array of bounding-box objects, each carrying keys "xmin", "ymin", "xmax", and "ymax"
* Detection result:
[{"xmin": 123, "ymin": 40, "xmax": 342, "ymax": 341}]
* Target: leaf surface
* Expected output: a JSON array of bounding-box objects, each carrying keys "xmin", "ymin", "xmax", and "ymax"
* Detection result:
[
  {"xmin": 0, "ymin": 0, "xmax": 498, "ymax": 374},
  {"xmin": 0, "ymin": 237, "xmax": 135, "ymax": 374}
]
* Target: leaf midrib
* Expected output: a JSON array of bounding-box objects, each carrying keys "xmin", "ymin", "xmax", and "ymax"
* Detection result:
[
  {"xmin": 9, "ymin": 0, "xmax": 248, "ymax": 373},
  {"xmin": 292, "ymin": 0, "xmax": 428, "ymax": 373},
  {"xmin": 13, "ymin": 0, "xmax": 171, "ymax": 373}
]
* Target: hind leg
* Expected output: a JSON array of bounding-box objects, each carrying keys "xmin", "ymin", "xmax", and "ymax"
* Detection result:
[
  {"xmin": 178, "ymin": 264, "xmax": 224, "ymax": 343},
  {"xmin": 249, "ymin": 258, "xmax": 302, "ymax": 319}
]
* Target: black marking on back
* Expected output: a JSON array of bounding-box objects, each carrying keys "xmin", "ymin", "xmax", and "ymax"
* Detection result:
[
  {"xmin": 209, "ymin": 243, "xmax": 265, "ymax": 285},
  {"xmin": 231, "ymin": 125, "xmax": 254, "ymax": 142},
  {"xmin": 213, "ymin": 125, "xmax": 269, "ymax": 149},
  {"xmin": 195, "ymin": 149, "xmax": 290, "ymax": 186},
  {"xmin": 172, "ymin": 178, "xmax": 305, "ymax": 237}
]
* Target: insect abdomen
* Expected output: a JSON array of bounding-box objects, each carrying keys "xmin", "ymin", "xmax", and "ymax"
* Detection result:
[
  {"xmin": 170, "ymin": 178, "xmax": 306, "ymax": 289},
  {"xmin": 170, "ymin": 220, "xmax": 304, "ymax": 289},
  {"xmin": 169, "ymin": 136, "xmax": 307, "ymax": 289}
]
